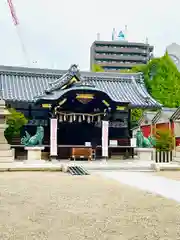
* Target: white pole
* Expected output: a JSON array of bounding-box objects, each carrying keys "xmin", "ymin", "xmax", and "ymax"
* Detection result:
[
  {"xmin": 102, "ymin": 120, "xmax": 109, "ymax": 161},
  {"xmin": 50, "ymin": 118, "xmax": 58, "ymax": 160}
]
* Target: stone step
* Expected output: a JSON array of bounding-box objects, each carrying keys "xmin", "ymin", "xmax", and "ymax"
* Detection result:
[
  {"xmin": 24, "ymin": 160, "xmax": 46, "ymax": 164},
  {"xmin": 73, "ymin": 165, "xmax": 152, "ymax": 171},
  {"xmin": 0, "ymin": 149, "xmax": 14, "ymax": 157},
  {"xmin": 0, "ymin": 156, "xmax": 14, "ymax": 163},
  {"xmin": 172, "ymin": 157, "xmax": 180, "ymax": 163},
  {"xmin": 0, "ymin": 144, "xmax": 11, "ymax": 150}
]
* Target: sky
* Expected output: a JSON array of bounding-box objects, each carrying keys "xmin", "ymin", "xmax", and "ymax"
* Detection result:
[{"xmin": 0, "ymin": 0, "xmax": 180, "ymax": 70}]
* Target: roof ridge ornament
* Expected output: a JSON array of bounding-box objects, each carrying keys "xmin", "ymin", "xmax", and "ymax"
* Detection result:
[
  {"xmin": 45, "ymin": 64, "xmax": 80, "ymax": 94},
  {"xmin": 69, "ymin": 64, "xmax": 79, "ymax": 75}
]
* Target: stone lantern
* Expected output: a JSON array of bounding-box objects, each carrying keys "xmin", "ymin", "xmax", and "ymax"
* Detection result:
[{"xmin": 0, "ymin": 99, "xmax": 14, "ymax": 162}]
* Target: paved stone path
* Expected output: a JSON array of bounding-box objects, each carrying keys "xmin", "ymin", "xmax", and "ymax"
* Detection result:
[{"xmin": 101, "ymin": 171, "xmax": 180, "ymax": 203}]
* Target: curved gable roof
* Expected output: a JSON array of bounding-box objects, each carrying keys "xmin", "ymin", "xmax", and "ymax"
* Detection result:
[{"xmin": 0, "ymin": 64, "xmax": 162, "ymax": 108}]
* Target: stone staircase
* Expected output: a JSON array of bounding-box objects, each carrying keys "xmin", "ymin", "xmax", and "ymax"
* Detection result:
[{"xmin": 0, "ymin": 143, "xmax": 14, "ymax": 163}]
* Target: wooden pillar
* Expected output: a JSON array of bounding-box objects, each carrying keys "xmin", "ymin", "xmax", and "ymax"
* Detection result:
[
  {"xmin": 168, "ymin": 120, "xmax": 171, "ymax": 130},
  {"xmin": 170, "ymin": 119, "xmax": 176, "ymax": 148},
  {"xmin": 150, "ymin": 122, "xmax": 153, "ymax": 136},
  {"xmin": 154, "ymin": 123, "xmax": 157, "ymax": 135}
]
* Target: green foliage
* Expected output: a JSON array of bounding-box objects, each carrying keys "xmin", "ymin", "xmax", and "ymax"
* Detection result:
[
  {"xmin": 5, "ymin": 108, "xmax": 28, "ymax": 142},
  {"xmin": 124, "ymin": 53, "xmax": 180, "ymax": 108},
  {"xmin": 120, "ymin": 65, "xmax": 145, "ymax": 74},
  {"xmin": 155, "ymin": 128, "xmax": 174, "ymax": 151},
  {"xmin": 119, "ymin": 69, "xmax": 133, "ymax": 73},
  {"xmin": 131, "ymin": 108, "xmax": 143, "ymax": 122},
  {"xmin": 97, "ymin": 53, "xmax": 180, "ymax": 122},
  {"xmin": 92, "ymin": 64, "xmax": 104, "ymax": 72}
]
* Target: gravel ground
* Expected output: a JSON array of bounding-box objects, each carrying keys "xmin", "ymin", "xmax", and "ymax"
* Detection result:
[
  {"xmin": 0, "ymin": 172, "xmax": 180, "ymax": 240},
  {"xmin": 153, "ymin": 171, "xmax": 180, "ymax": 181}
]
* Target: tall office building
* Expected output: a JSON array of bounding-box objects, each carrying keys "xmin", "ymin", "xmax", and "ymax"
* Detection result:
[{"xmin": 90, "ymin": 30, "xmax": 154, "ymax": 72}]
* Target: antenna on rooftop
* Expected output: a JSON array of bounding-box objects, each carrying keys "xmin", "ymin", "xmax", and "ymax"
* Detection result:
[
  {"xmin": 97, "ymin": 33, "xmax": 100, "ymax": 41},
  {"xmin": 52, "ymin": 63, "xmax": 57, "ymax": 69},
  {"xmin": 145, "ymin": 37, "xmax": 150, "ymax": 61},
  {"xmin": 112, "ymin": 28, "xmax": 117, "ymax": 41},
  {"xmin": 124, "ymin": 25, "xmax": 128, "ymax": 40}
]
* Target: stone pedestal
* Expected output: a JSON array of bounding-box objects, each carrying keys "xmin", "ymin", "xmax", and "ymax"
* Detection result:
[
  {"xmin": 136, "ymin": 148, "xmax": 154, "ymax": 161},
  {"xmin": 175, "ymin": 146, "xmax": 180, "ymax": 159},
  {"xmin": 24, "ymin": 146, "xmax": 45, "ymax": 164},
  {"xmin": 0, "ymin": 99, "xmax": 14, "ymax": 163}
]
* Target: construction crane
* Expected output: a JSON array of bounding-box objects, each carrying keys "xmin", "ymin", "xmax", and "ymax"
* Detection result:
[{"xmin": 7, "ymin": 0, "xmax": 30, "ymax": 66}]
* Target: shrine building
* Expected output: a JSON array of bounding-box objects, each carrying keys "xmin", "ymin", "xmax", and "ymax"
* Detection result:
[{"xmin": 0, "ymin": 64, "xmax": 161, "ymax": 160}]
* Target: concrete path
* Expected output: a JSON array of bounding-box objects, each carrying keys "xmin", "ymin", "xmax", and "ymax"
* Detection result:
[
  {"xmin": 61, "ymin": 160, "xmax": 153, "ymax": 171},
  {"xmin": 101, "ymin": 171, "xmax": 180, "ymax": 203}
]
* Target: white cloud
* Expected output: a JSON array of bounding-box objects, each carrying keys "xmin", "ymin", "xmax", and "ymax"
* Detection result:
[{"xmin": 0, "ymin": 0, "xmax": 180, "ymax": 70}]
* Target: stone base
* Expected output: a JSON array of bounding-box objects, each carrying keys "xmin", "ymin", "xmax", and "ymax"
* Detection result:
[
  {"xmin": 62, "ymin": 165, "xmax": 69, "ymax": 173},
  {"xmin": 24, "ymin": 146, "xmax": 45, "ymax": 163},
  {"xmin": 24, "ymin": 160, "xmax": 46, "ymax": 164},
  {"xmin": 176, "ymin": 146, "xmax": 180, "ymax": 152},
  {"xmin": 0, "ymin": 144, "xmax": 14, "ymax": 163},
  {"xmin": 136, "ymin": 148, "xmax": 155, "ymax": 161},
  {"xmin": 175, "ymin": 149, "xmax": 180, "ymax": 157},
  {"xmin": 151, "ymin": 163, "xmax": 160, "ymax": 171}
]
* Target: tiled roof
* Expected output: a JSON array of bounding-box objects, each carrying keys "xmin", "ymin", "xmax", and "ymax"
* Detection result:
[
  {"xmin": 139, "ymin": 111, "xmax": 157, "ymax": 125},
  {"xmin": 171, "ymin": 107, "xmax": 180, "ymax": 120},
  {"xmin": 144, "ymin": 111, "xmax": 158, "ymax": 121},
  {"xmin": 0, "ymin": 64, "xmax": 162, "ymax": 108},
  {"xmin": 152, "ymin": 107, "xmax": 177, "ymax": 124},
  {"xmin": 36, "ymin": 85, "xmax": 111, "ymax": 103}
]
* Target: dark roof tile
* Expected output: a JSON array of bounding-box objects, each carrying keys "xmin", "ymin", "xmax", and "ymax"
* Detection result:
[{"xmin": 0, "ymin": 64, "xmax": 162, "ymax": 108}]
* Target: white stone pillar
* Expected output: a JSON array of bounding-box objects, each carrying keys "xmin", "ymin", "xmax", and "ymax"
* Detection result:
[
  {"xmin": 50, "ymin": 118, "xmax": 58, "ymax": 160},
  {"xmin": 102, "ymin": 120, "xmax": 109, "ymax": 161}
]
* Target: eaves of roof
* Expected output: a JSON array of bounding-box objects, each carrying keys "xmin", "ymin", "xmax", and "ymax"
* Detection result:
[
  {"xmin": 138, "ymin": 111, "xmax": 158, "ymax": 125},
  {"xmin": 170, "ymin": 107, "xmax": 180, "ymax": 120},
  {"xmin": 152, "ymin": 108, "xmax": 177, "ymax": 124},
  {"xmin": 0, "ymin": 64, "xmax": 162, "ymax": 108}
]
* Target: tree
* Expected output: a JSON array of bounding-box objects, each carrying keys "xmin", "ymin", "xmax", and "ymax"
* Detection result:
[
  {"xmin": 125, "ymin": 53, "xmax": 180, "ymax": 108},
  {"xmin": 131, "ymin": 108, "xmax": 143, "ymax": 122},
  {"xmin": 120, "ymin": 53, "xmax": 180, "ymax": 122},
  {"xmin": 92, "ymin": 64, "xmax": 104, "ymax": 72},
  {"xmin": 120, "ymin": 66, "xmax": 145, "ymax": 73},
  {"xmin": 155, "ymin": 128, "xmax": 174, "ymax": 151},
  {"xmin": 5, "ymin": 108, "xmax": 28, "ymax": 142}
]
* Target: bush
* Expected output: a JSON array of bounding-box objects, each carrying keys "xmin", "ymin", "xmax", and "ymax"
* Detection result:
[
  {"xmin": 154, "ymin": 128, "xmax": 174, "ymax": 152},
  {"xmin": 5, "ymin": 108, "xmax": 28, "ymax": 142}
]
